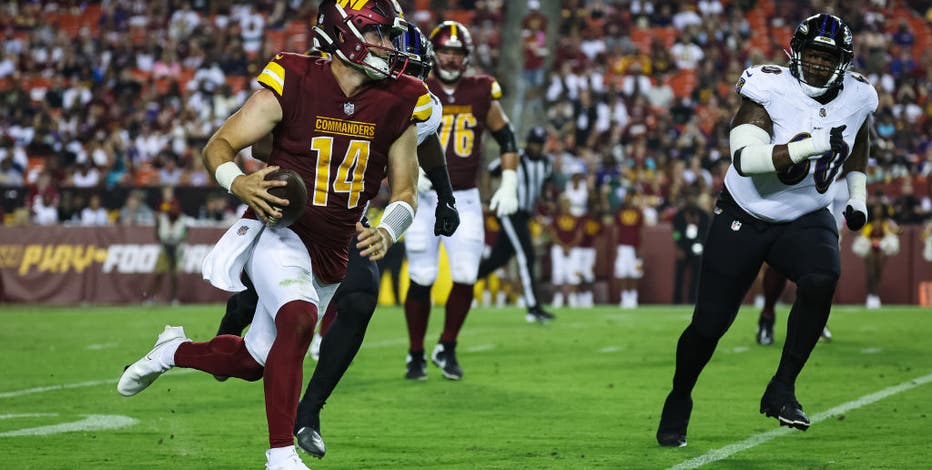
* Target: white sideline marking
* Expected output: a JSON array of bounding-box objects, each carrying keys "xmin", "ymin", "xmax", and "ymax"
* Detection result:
[
  {"xmin": 86, "ymin": 342, "xmax": 119, "ymax": 350},
  {"xmin": 860, "ymin": 347, "xmax": 883, "ymax": 354},
  {"xmin": 0, "ymin": 415, "xmax": 138, "ymax": 436},
  {"xmin": 465, "ymin": 344, "xmax": 495, "ymax": 353},
  {"xmin": 599, "ymin": 346, "xmax": 624, "ymax": 353},
  {"xmin": 0, "ymin": 413, "xmax": 58, "ymax": 419},
  {"xmin": 730, "ymin": 346, "xmax": 749, "ymax": 354},
  {"xmin": 0, "ymin": 369, "xmax": 196, "ymax": 399},
  {"xmin": 668, "ymin": 373, "xmax": 932, "ymax": 470}
]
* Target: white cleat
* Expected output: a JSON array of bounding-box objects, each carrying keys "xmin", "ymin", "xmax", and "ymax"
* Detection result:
[
  {"xmin": 266, "ymin": 447, "xmax": 311, "ymax": 470},
  {"xmin": 117, "ymin": 325, "xmax": 189, "ymax": 397}
]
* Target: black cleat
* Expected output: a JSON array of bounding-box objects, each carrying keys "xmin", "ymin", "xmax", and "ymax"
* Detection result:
[
  {"xmin": 760, "ymin": 380, "xmax": 810, "ymax": 430},
  {"xmin": 212, "ymin": 374, "xmax": 229, "ymax": 382},
  {"xmin": 526, "ymin": 306, "xmax": 556, "ymax": 323},
  {"xmin": 405, "ymin": 350, "xmax": 428, "ymax": 380},
  {"xmin": 756, "ymin": 314, "xmax": 775, "ymax": 346},
  {"xmin": 295, "ymin": 426, "xmax": 325, "ymax": 459},
  {"xmin": 657, "ymin": 392, "xmax": 692, "ymax": 447},
  {"xmin": 431, "ymin": 342, "xmax": 463, "ymax": 380}
]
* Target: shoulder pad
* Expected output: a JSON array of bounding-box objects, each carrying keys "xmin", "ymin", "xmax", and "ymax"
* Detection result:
[{"xmin": 735, "ymin": 65, "xmax": 787, "ymax": 106}]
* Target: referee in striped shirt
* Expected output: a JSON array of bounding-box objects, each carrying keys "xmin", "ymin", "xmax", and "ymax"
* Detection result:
[{"xmin": 478, "ymin": 126, "xmax": 555, "ymax": 323}]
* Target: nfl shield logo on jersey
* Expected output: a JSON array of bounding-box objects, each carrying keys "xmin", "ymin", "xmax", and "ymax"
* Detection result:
[
  {"xmin": 343, "ymin": 102, "xmax": 355, "ymax": 116},
  {"xmin": 731, "ymin": 220, "xmax": 742, "ymax": 231}
]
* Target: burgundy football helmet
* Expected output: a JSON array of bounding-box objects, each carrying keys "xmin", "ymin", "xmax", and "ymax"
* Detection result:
[
  {"xmin": 315, "ymin": 0, "xmax": 408, "ymax": 80},
  {"xmin": 429, "ymin": 21, "xmax": 473, "ymax": 83}
]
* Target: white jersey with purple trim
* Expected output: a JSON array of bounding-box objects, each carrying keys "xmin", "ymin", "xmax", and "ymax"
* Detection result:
[
  {"xmin": 416, "ymin": 91, "xmax": 442, "ymax": 145},
  {"xmin": 725, "ymin": 65, "xmax": 878, "ymax": 222}
]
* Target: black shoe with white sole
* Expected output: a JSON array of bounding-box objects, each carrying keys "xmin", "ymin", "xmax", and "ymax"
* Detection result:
[
  {"xmin": 760, "ymin": 380, "xmax": 810, "ymax": 430},
  {"xmin": 295, "ymin": 426, "xmax": 325, "ymax": 459},
  {"xmin": 405, "ymin": 350, "xmax": 428, "ymax": 380},
  {"xmin": 431, "ymin": 342, "xmax": 463, "ymax": 380},
  {"xmin": 525, "ymin": 306, "xmax": 556, "ymax": 323},
  {"xmin": 756, "ymin": 315, "xmax": 774, "ymax": 346}
]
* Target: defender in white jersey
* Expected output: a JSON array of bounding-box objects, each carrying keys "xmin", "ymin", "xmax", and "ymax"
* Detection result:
[{"xmin": 658, "ymin": 14, "xmax": 875, "ymax": 448}]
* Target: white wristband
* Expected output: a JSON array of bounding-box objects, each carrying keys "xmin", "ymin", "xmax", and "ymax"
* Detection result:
[
  {"xmin": 846, "ymin": 171, "xmax": 867, "ymax": 203},
  {"xmin": 787, "ymin": 138, "xmax": 818, "ymax": 163},
  {"xmin": 377, "ymin": 200, "xmax": 416, "ymax": 243},
  {"xmin": 215, "ymin": 161, "xmax": 245, "ymax": 193}
]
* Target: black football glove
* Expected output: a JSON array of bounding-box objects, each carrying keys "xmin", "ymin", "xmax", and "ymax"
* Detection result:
[
  {"xmin": 434, "ymin": 197, "xmax": 460, "ymax": 237},
  {"xmin": 844, "ymin": 199, "xmax": 867, "ymax": 232},
  {"xmin": 829, "ymin": 124, "xmax": 847, "ymax": 154}
]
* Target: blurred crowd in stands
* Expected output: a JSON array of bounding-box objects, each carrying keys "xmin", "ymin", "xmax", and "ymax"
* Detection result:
[{"xmin": 1, "ymin": 0, "xmax": 931, "ymax": 235}]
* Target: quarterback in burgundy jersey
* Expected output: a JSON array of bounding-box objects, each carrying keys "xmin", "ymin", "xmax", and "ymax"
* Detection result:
[
  {"xmin": 402, "ymin": 20, "xmax": 520, "ymax": 382},
  {"xmin": 118, "ymin": 2, "xmax": 426, "ymax": 469}
]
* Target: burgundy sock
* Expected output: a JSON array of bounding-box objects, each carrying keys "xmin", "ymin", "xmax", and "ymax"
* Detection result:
[
  {"xmin": 761, "ymin": 266, "xmax": 788, "ymax": 319},
  {"xmin": 264, "ymin": 300, "xmax": 318, "ymax": 448},
  {"xmin": 440, "ymin": 283, "xmax": 474, "ymax": 344},
  {"xmin": 319, "ymin": 301, "xmax": 337, "ymax": 337},
  {"xmin": 404, "ymin": 295, "xmax": 431, "ymax": 353},
  {"xmin": 174, "ymin": 335, "xmax": 263, "ymax": 381}
]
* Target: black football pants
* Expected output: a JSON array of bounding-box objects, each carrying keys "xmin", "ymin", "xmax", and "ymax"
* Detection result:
[
  {"xmin": 476, "ymin": 210, "xmax": 542, "ymax": 310},
  {"xmin": 670, "ymin": 189, "xmax": 840, "ymax": 397}
]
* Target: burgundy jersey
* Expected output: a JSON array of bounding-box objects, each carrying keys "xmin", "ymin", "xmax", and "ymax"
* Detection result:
[
  {"xmin": 251, "ymin": 52, "xmax": 433, "ymax": 283},
  {"xmin": 614, "ymin": 207, "xmax": 643, "ymax": 247},
  {"xmin": 551, "ymin": 214, "xmax": 581, "ymax": 245},
  {"xmin": 580, "ymin": 215, "xmax": 602, "ymax": 248},
  {"xmin": 426, "ymin": 74, "xmax": 502, "ymax": 190}
]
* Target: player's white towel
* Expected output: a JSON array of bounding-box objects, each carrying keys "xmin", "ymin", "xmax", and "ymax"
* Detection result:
[{"xmin": 202, "ymin": 219, "xmax": 265, "ymax": 292}]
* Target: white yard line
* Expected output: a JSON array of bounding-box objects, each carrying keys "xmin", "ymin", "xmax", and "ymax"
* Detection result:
[
  {"xmin": 0, "ymin": 369, "xmax": 195, "ymax": 399},
  {"xmin": 669, "ymin": 373, "xmax": 932, "ymax": 470}
]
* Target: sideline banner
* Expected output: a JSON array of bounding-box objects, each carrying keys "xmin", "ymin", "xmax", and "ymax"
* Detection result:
[{"xmin": 0, "ymin": 226, "xmax": 229, "ymax": 304}]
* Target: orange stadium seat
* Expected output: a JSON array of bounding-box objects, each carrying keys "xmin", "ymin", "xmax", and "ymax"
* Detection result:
[
  {"xmin": 669, "ymin": 69, "xmax": 697, "ymax": 98},
  {"xmin": 286, "ymin": 21, "xmax": 309, "ymax": 52},
  {"xmin": 444, "ymin": 9, "xmax": 474, "ymax": 25},
  {"xmin": 226, "ymin": 75, "xmax": 248, "ymax": 93},
  {"xmin": 266, "ymin": 29, "xmax": 287, "ymax": 53}
]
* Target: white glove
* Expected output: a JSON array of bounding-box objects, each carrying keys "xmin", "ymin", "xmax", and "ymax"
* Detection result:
[
  {"xmin": 489, "ymin": 169, "xmax": 519, "ymax": 217},
  {"xmin": 417, "ymin": 167, "xmax": 433, "ymax": 194}
]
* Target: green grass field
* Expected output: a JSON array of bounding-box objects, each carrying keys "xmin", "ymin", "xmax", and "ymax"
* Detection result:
[{"xmin": 1, "ymin": 304, "xmax": 929, "ymax": 469}]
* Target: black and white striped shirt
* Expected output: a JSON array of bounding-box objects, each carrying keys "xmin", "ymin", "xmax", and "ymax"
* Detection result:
[{"xmin": 488, "ymin": 149, "xmax": 552, "ymax": 215}]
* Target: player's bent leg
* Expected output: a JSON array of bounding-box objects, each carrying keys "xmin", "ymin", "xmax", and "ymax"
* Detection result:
[
  {"xmin": 117, "ymin": 325, "xmax": 191, "ymax": 396},
  {"xmin": 174, "ymin": 334, "xmax": 264, "ymax": 382}
]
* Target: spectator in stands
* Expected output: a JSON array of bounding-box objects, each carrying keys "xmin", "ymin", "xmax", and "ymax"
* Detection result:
[
  {"xmin": 120, "ymin": 189, "xmax": 156, "ymax": 226},
  {"xmin": 31, "ymin": 191, "xmax": 59, "ymax": 225},
  {"xmin": 670, "ymin": 32, "xmax": 703, "ymax": 70},
  {"xmin": 80, "ymin": 194, "xmax": 110, "ymax": 226},
  {"xmin": 0, "ymin": 155, "xmax": 24, "ymax": 185},
  {"xmin": 71, "ymin": 161, "xmax": 100, "ymax": 188},
  {"xmin": 893, "ymin": 178, "xmax": 925, "ymax": 225},
  {"xmin": 564, "ymin": 172, "xmax": 589, "ymax": 217}
]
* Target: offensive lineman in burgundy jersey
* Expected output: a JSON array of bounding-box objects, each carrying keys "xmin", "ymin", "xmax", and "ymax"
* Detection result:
[
  {"xmin": 427, "ymin": 73, "xmax": 498, "ymax": 190},
  {"xmin": 117, "ymin": 2, "xmax": 426, "ymax": 468},
  {"xmin": 403, "ymin": 20, "xmax": 520, "ymax": 381}
]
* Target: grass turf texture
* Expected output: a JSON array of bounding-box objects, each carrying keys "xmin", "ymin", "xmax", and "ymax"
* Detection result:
[{"xmin": 0, "ymin": 305, "xmax": 929, "ymax": 469}]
